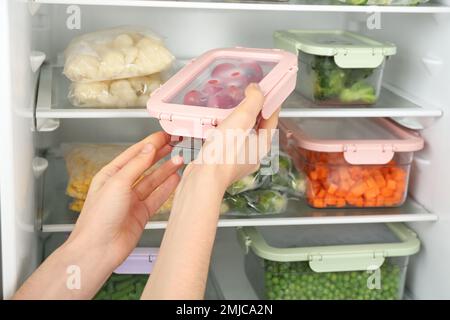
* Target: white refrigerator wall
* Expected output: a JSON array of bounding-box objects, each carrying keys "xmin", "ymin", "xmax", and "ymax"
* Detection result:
[
  {"xmin": 0, "ymin": 0, "xmax": 40, "ymax": 299},
  {"xmin": 2, "ymin": 2, "xmax": 450, "ymax": 298},
  {"xmin": 351, "ymin": 13, "xmax": 450, "ymax": 300}
]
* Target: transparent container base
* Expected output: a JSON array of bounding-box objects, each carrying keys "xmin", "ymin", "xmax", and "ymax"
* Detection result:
[{"xmin": 297, "ymin": 52, "xmax": 384, "ymax": 106}]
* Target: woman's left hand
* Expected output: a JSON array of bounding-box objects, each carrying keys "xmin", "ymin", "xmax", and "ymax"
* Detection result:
[{"xmin": 68, "ymin": 131, "xmax": 183, "ymax": 267}]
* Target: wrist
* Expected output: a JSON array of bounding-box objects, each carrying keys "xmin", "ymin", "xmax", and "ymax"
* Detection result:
[
  {"xmin": 62, "ymin": 236, "xmax": 117, "ymax": 276},
  {"xmin": 183, "ymin": 163, "xmax": 228, "ymax": 195}
]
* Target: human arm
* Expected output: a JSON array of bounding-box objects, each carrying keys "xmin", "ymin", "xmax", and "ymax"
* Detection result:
[
  {"xmin": 14, "ymin": 132, "xmax": 183, "ymax": 300},
  {"xmin": 141, "ymin": 84, "xmax": 280, "ymax": 299}
]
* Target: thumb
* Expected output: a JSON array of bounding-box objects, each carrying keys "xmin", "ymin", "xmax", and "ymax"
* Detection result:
[{"xmin": 219, "ymin": 83, "xmax": 265, "ymax": 131}]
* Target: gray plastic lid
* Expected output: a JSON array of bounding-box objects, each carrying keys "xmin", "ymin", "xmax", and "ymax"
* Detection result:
[
  {"xmin": 274, "ymin": 30, "xmax": 397, "ymax": 68},
  {"xmin": 238, "ymin": 223, "xmax": 420, "ymax": 272}
]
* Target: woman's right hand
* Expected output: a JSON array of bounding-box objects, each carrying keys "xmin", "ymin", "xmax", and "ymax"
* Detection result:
[{"xmin": 184, "ymin": 83, "xmax": 280, "ymax": 192}]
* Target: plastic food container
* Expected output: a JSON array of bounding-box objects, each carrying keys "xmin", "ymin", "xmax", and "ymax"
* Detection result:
[
  {"xmin": 274, "ymin": 30, "xmax": 396, "ymax": 105},
  {"xmin": 147, "ymin": 47, "xmax": 298, "ymax": 138},
  {"xmin": 238, "ymin": 223, "xmax": 420, "ymax": 300},
  {"xmin": 94, "ymin": 247, "xmax": 158, "ymax": 300},
  {"xmin": 339, "ymin": 0, "xmax": 429, "ymax": 5},
  {"xmin": 279, "ymin": 118, "xmax": 424, "ymax": 209}
]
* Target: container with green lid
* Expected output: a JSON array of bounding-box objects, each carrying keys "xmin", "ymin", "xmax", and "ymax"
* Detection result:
[
  {"xmin": 274, "ymin": 30, "xmax": 396, "ymax": 105},
  {"xmin": 238, "ymin": 223, "xmax": 419, "ymax": 300},
  {"xmin": 339, "ymin": 0, "xmax": 428, "ymax": 6}
]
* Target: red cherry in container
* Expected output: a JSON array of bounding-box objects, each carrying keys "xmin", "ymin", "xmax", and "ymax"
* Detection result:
[
  {"xmin": 239, "ymin": 61, "xmax": 264, "ymax": 83},
  {"xmin": 224, "ymin": 70, "xmax": 249, "ymax": 88},
  {"xmin": 202, "ymin": 78, "xmax": 224, "ymax": 96},
  {"xmin": 211, "ymin": 63, "xmax": 236, "ymax": 78},
  {"xmin": 183, "ymin": 90, "xmax": 206, "ymax": 106},
  {"xmin": 225, "ymin": 86, "xmax": 245, "ymax": 105},
  {"xmin": 207, "ymin": 92, "xmax": 235, "ymax": 109}
]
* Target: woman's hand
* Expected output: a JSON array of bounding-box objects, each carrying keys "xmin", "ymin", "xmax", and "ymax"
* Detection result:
[
  {"xmin": 142, "ymin": 83, "xmax": 280, "ymax": 299},
  {"xmin": 14, "ymin": 132, "xmax": 183, "ymax": 300},
  {"xmin": 68, "ymin": 131, "xmax": 183, "ymax": 267},
  {"xmin": 186, "ymin": 83, "xmax": 280, "ymax": 192}
]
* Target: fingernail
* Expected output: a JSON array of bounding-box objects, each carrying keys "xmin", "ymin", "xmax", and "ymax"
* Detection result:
[
  {"xmin": 172, "ymin": 155, "xmax": 184, "ymax": 165},
  {"xmin": 141, "ymin": 143, "xmax": 154, "ymax": 154},
  {"xmin": 249, "ymin": 83, "xmax": 260, "ymax": 90}
]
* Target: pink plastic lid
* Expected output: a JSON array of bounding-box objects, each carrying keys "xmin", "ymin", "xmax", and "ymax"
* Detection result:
[
  {"xmin": 147, "ymin": 47, "xmax": 298, "ymax": 139},
  {"xmin": 279, "ymin": 118, "xmax": 424, "ymax": 165}
]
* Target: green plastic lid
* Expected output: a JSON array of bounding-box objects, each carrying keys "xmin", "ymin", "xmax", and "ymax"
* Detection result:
[
  {"xmin": 274, "ymin": 30, "xmax": 396, "ymax": 69},
  {"xmin": 238, "ymin": 223, "xmax": 419, "ymax": 273}
]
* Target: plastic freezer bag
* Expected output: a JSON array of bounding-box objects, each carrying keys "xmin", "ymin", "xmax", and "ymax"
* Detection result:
[
  {"xmin": 68, "ymin": 73, "xmax": 162, "ymax": 108},
  {"xmin": 221, "ymin": 190, "xmax": 288, "ymax": 216},
  {"xmin": 339, "ymin": 0, "xmax": 427, "ymax": 5},
  {"xmin": 63, "ymin": 26, "xmax": 175, "ymax": 82},
  {"xmin": 63, "ymin": 144, "xmax": 129, "ymax": 200},
  {"xmin": 63, "ymin": 143, "xmax": 176, "ymax": 214}
]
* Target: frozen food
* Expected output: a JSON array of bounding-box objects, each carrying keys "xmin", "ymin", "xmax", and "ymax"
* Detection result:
[
  {"xmin": 63, "ymin": 26, "xmax": 174, "ymax": 82},
  {"xmin": 68, "ymin": 74, "xmax": 161, "ymax": 108}
]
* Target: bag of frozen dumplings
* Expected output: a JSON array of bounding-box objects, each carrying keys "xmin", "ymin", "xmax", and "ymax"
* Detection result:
[{"xmin": 63, "ymin": 26, "xmax": 175, "ymax": 82}]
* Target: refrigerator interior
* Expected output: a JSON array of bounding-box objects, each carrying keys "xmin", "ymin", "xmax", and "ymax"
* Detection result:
[{"xmin": 1, "ymin": 0, "xmax": 450, "ymax": 299}]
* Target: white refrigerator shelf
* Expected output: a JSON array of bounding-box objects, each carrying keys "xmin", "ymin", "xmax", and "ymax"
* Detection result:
[
  {"xmin": 40, "ymin": 149, "xmax": 437, "ymax": 233},
  {"xmin": 32, "ymin": 0, "xmax": 450, "ymax": 14},
  {"xmin": 36, "ymin": 65, "xmax": 443, "ymax": 126}
]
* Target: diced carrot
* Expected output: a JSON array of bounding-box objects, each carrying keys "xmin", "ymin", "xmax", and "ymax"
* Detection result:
[
  {"xmin": 327, "ymin": 183, "xmax": 338, "ymax": 195},
  {"xmin": 387, "ymin": 179, "xmax": 397, "ymax": 190},
  {"xmin": 374, "ymin": 174, "xmax": 386, "ymax": 188},
  {"xmin": 335, "ymin": 190, "xmax": 347, "ymax": 198},
  {"xmin": 317, "ymin": 188, "xmax": 326, "ymax": 199},
  {"xmin": 325, "ymin": 196, "xmax": 337, "ymax": 206},
  {"xmin": 393, "ymin": 191, "xmax": 404, "ymax": 202},
  {"xmin": 310, "ymin": 171, "xmax": 319, "ymax": 181},
  {"xmin": 365, "ymin": 177, "xmax": 378, "ymax": 189},
  {"xmin": 362, "ymin": 169, "xmax": 370, "ymax": 178},
  {"xmin": 340, "ymin": 180, "xmax": 351, "ymax": 192},
  {"xmin": 355, "ymin": 197, "xmax": 364, "ymax": 207},
  {"xmin": 381, "ymin": 188, "xmax": 393, "ymax": 197},
  {"xmin": 365, "ymin": 199, "xmax": 376, "ymax": 207},
  {"xmin": 350, "ymin": 181, "xmax": 366, "ymax": 197},
  {"xmin": 339, "ymin": 167, "xmax": 351, "ymax": 181},
  {"xmin": 364, "ymin": 188, "xmax": 379, "ymax": 199},
  {"xmin": 336, "ymin": 198, "xmax": 346, "ymax": 207},
  {"xmin": 376, "ymin": 196, "xmax": 385, "ymax": 206},
  {"xmin": 313, "ymin": 198, "xmax": 325, "ymax": 208}
]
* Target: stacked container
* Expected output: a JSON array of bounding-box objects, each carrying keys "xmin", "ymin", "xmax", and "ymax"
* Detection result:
[
  {"xmin": 239, "ymin": 223, "xmax": 420, "ymax": 300},
  {"xmin": 279, "ymin": 118, "xmax": 424, "ymax": 209},
  {"xmin": 274, "ymin": 30, "xmax": 396, "ymax": 105}
]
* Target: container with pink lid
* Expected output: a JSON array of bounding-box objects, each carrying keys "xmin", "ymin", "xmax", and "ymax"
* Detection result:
[
  {"xmin": 279, "ymin": 118, "xmax": 424, "ymax": 209},
  {"xmin": 147, "ymin": 47, "xmax": 298, "ymax": 138}
]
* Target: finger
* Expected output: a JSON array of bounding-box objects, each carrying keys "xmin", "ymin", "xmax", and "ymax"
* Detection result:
[
  {"xmin": 90, "ymin": 133, "xmax": 171, "ymax": 191},
  {"xmin": 143, "ymin": 173, "xmax": 181, "ymax": 218},
  {"xmin": 107, "ymin": 131, "xmax": 170, "ymax": 170},
  {"xmin": 154, "ymin": 143, "xmax": 174, "ymax": 165},
  {"xmin": 112, "ymin": 143, "xmax": 157, "ymax": 186},
  {"xmin": 219, "ymin": 83, "xmax": 265, "ymax": 131},
  {"xmin": 133, "ymin": 155, "xmax": 184, "ymax": 200},
  {"xmin": 258, "ymin": 107, "xmax": 281, "ymax": 158}
]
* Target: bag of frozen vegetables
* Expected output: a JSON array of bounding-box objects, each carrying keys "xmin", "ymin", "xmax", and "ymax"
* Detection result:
[{"xmin": 221, "ymin": 190, "xmax": 288, "ymax": 216}]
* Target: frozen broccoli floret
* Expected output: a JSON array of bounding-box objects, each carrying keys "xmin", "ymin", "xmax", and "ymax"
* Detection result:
[
  {"xmin": 346, "ymin": 0, "xmax": 369, "ymax": 5},
  {"xmin": 227, "ymin": 173, "xmax": 259, "ymax": 195},
  {"xmin": 248, "ymin": 190, "xmax": 288, "ymax": 214},
  {"xmin": 290, "ymin": 171, "xmax": 306, "ymax": 196},
  {"xmin": 224, "ymin": 194, "xmax": 252, "ymax": 214},
  {"xmin": 339, "ymin": 81, "xmax": 377, "ymax": 104},
  {"xmin": 278, "ymin": 153, "xmax": 292, "ymax": 173},
  {"xmin": 314, "ymin": 68, "xmax": 346, "ymax": 100}
]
